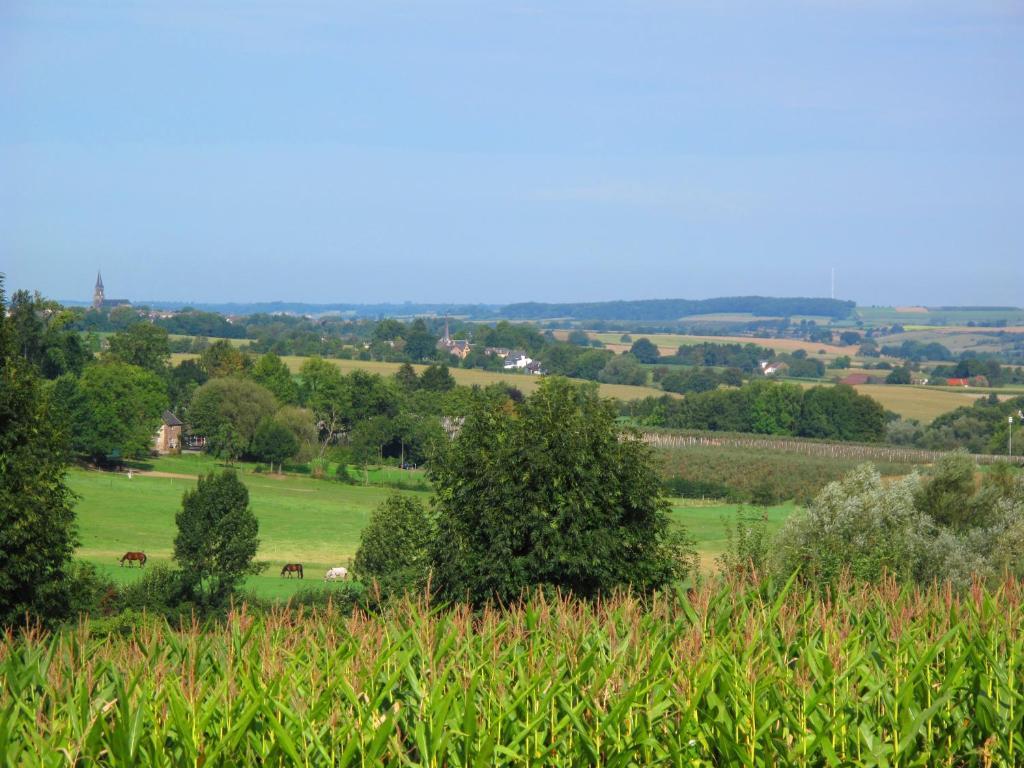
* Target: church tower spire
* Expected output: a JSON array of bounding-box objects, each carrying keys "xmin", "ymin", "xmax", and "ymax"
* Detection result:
[{"xmin": 92, "ymin": 271, "xmax": 105, "ymax": 310}]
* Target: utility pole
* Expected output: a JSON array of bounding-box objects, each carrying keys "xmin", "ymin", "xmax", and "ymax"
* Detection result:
[
  {"xmin": 830, "ymin": 268, "xmax": 835, "ymax": 300},
  {"xmin": 1010, "ymin": 415, "xmax": 1014, "ymax": 458}
]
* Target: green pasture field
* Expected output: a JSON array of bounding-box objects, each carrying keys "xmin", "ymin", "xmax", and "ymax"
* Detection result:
[
  {"xmin": 169, "ymin": 352, "xmax": 672, "ymax": 401},
  {"xmin": 874, "ymin": 328, "xmax": 1020, "ymax": 357},
  {"xmin": 856, "ymin": 306, "xmax": 1024, "ymax": 325},
  {"xmin": 68, "ymin": 453, "xmax": 786, "ymax": 598},
  {"xmin": 70, "ymin": 458, "xmax": 429, "ymax": 600}
]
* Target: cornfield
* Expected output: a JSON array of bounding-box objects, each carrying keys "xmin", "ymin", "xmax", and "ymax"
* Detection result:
[{"xmin": 2, "ymin": 577, "xmax": 1022, "ymax": 766}]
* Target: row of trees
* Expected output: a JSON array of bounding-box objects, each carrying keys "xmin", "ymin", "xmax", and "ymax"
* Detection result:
[{"xmin": 624, "ymin": 380, "xmax": 887, "ymax": 442}]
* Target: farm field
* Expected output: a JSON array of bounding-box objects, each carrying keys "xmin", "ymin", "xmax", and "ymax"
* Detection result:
[
  {"xmin": 69, "ymin": 455, "xmax": 779, "ymax": 597},
  {"xmin": 581, "ymin": 331, "xmax": 851, "ymax": 358},
  {"xmin": 784, "ymin": 380, "xmax": 988, "ymax": 422},
  {"xmin": 169, "ymin": 353, "xmax": 671, "ymax": 402},
  {"xmin": 857, "ymin": 306, "xmax": 1024, "ymax": 325},
  {"xmin": 853, "ymin": 384, "xmax": 988, "ymax": 423},
  {"xmin": 874, "ymin": 329, "xmax": 1020, "ymax": 357},
  {"xmin": 5, "ymin": 579, "xmax": 1022, "ymax": 764}
]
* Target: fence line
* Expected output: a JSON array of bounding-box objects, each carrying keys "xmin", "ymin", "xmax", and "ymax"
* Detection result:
[{"xmin": 638, "ymin": 431, "xmax": 1024, "ymax": 466}]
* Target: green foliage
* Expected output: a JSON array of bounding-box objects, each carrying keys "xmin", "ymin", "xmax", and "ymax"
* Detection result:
[
  {"xmin": 418, "ymin": 363, "xmax": 455, "ymax": 392},
  {"xmin": 114, "ymin": 564, "xmax": 193, "ymax": 622},
  {"xmin": 188, "ymin": 377, "xmax": 278, "ymax": 459},
  {"xmin": 167, "ymin": 358, "xmax": 208, "ymax": 414},
  {"xmin": 106, "ymin": 323, "xmax": 171, "ymax": 373},
  {"xmin": 6, "ymin": 289, "xmax": 88, "ymax": 378},
  {"xmin": 60, "ymin": 361, "xmax": 168, "ymax": 461},
  {"xmin": 917, "ymin": 394, "xmax": 1024, "ymax": 454},
  {"xmin": 7, "ymin": 579, "xmax": 1024, "ymax": 764},
  {"xmin": 0, "ymin": 281, "xmax": 79, "ymax": 626},
  {"xmin": 717, "ymin": 507, "xmax": 771, "ymax": 578},
  {"xmin": 658, "ymin": 367, "xmax": 724, "ymax": 394},
  {"xmin": 174, "ymin": 470, "xmax": 265, "ymax": 606},
  {"xmin": 670, "ymin": 341, "xmax": 774, "ymax": 373},
  {"xmin": 773, "ymin": 458, "xmax": 1024, "ymax": 588},
  {"xmin": 199, "ymin": 339, "xmax": 250, "ymax": 377},
  {"xmin": 885, "ymin": 365, "xmax": 911, "ymax": 384},
  {"xmin": 272, "ymin": 405, "xmax": 318, "ymax": 462},
  {"xmin": 657, "ymin": 442, "xmax": 913, "ymax": 505},
  {"xmin": 626, "ymin": 380, "xmax": 887, "ymax": 442},
  {"xmin": 250, "ymin": 352, "xmax": 299, "ymax": 404},
  {"xmin": 629, "ymin": 337, "xmax": 660, "ymax": 364},
  {"xmin": 597, "ymin": 352, "xmax": 648, "ymax": 386},
  {"xmin": 773, "ymin": 465, "xmax": 930, "ymax": 585},
  {"xmin": 403, "ymin": 318, "xmax": 437, "ymax": 362},
  {"xmin": 353, "ymin": 494, "xmax": 434, "ymax": 601},
  {"xmin": 430, "ymin": 377, "xmax": 694, "ymax": 604},
  {"xmin": 252, "ymin": 418, "xmax": 300, "ymax": 472}
]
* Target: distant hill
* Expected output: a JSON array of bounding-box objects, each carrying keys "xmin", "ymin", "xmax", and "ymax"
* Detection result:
[
  {"xmin": 57, "ymin": 295, "xmax": 857, "ymax": 320},
  {"xmin": 498, "ymin": 297, "xmax": 856, "ymax": 321},
  {"xmin": 112, "ymin": 301, "xmax": 501, "ymax": 318}
]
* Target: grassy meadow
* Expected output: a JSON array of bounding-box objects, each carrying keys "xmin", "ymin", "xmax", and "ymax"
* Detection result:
[{"xmin": 70, "ymin": 454, "xmax": 780, "ymax": 598}]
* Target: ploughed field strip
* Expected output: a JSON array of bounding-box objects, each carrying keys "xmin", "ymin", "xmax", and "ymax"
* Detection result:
[{"xmin": 3, "ymin": 578, "xmax": 1022, "ymax": 765}]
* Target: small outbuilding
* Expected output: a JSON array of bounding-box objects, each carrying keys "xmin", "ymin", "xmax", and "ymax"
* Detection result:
[{"xmin": 153, "ymin": 411, "xmax": 183, "ymax": 454}]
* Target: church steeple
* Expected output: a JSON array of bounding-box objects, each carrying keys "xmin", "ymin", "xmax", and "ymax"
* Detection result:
[{"xmin": 92, "ymin": 271, "xmax": 105, "ymax": 310}]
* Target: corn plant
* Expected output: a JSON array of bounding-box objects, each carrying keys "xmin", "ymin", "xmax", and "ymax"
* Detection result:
[{"xmin": 1, "ymin": 576, "xmax": 1022, "ymax": 766}]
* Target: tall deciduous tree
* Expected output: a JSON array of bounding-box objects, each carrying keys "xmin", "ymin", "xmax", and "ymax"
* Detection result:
[
  {"xmin": 629, "ymin": 338, "xmax": 661, "ymax": 364},
  {"xmin": 403, "ymin": 319, "xmax": 437, "ymax": 362},
  {"xmin": 61, "ymin": 362, "xmax": 168, "ymax": 462},
  {"xmin": 429, "ymin": 377, "xmax": 694, "ymax": 604},
  {"xmin": 250, "ymin": 353, "xmax": 298, "ymax": 404},
  {"xmin": 252, "ymin": 418, "xmax": 299, "ymax": 473},
  {"xmin": 188, "ymin": 377, "xmax": 278, "ymax": 458},
  {"xmin": 174, "ymin": 470, "xmax": 264, "ymax": 605},
  {"xmin": 0, "ymin": 278, "xmax": 79, "ymax": 626},
  {"xmin": 106, "ymin": 323, "xmax": 171, "ymax": 373}
]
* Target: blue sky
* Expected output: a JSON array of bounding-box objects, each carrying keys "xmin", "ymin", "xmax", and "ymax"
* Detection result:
[{"xmin": 1, "ymin": 1, "xmax": 1021, "ymax": 306}]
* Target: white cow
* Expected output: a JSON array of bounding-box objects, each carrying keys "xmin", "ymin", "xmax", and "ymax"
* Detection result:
[{"xmin": 324, "ymin": 566, "xmax": 348, "ymax": 581}]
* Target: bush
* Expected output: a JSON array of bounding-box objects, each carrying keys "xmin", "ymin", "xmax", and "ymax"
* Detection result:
[
  {"xmin": 354, "ymin": 495, "xmax": 434, "ymax": 602},
  {"xmin": 772, "ymin": 458, "xmax": 1024, "ymax": 589}
]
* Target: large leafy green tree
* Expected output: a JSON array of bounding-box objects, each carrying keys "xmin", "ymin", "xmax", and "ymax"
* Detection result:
[
  {"xmin": 403, "ymin": 319, "xmax": 437, "ymax": 362},
  {"xmin": 0, "ymin": 279, "xmax": 79, "ymax": 626},
  {"xmin": 251, "ymin": 418, "xmax": 299, "ymax": 473},
  {"xmin": 354, "ymin": 494, "xmax": 434, "ymax": 601},
  {"xmin": 174, "ymin": 470, "xmax": 264, "ymax": 605},
  {"xmin": 250, "ymin": 352, "xmax": 298, "ymax": 404},
  {"xmin": 106, "ymin": 323, "xmax": 171, "ymax": 373},
  {"xmin": 188, "ymin": 377, "xmax": 278, "ymax": 459},
  {"xmin": 429, "ymin": 377, "xmax": 694, "ymax": 604},
  {"xmin": 629, "ymin": 338, "xmax": 661, "ymax": 364},
  {"xmin": 61, "ymin": 362, "xmax": 168, "ymax": 462},
  {"xmin": 7, "ymin": 290, "xmax": 88, "ymax": 379}
]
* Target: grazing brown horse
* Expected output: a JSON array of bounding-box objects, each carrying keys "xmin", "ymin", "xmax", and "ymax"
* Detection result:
[
  {"xmin": 280, "ymin": 563, "xmax": 304, "ymax": 579},
  {"xmin": 120, "ymin": 551, "xmax": 146, "ymax": 568}
]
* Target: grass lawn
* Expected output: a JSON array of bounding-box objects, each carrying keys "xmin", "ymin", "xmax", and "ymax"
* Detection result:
[
  {"xmin": 70, "ymin": 456, "xmax": 429, "ymax": 599},
  {"xmin": 669, "ymin": 499, "xmax": 795, "ymax": 571},
  {"xmin": 69, "ymin": 453, "xmax": 791, "ymax": 599}
]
